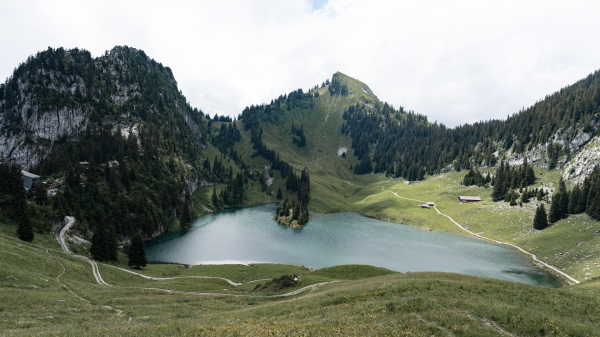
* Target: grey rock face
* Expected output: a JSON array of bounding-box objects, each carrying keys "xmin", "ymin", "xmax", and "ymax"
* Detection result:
[{"xmin": 562, "ymin": 136, "xmax": 600, "ymax": 185}]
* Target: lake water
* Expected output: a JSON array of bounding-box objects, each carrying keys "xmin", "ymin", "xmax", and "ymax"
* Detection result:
[{"xmin": 146, "ymin": 204, "xmax": 562, "ymax": 288}]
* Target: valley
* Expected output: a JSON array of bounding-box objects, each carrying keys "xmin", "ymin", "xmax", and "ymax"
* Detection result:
[{"xmin": 1, "ymin": 47, "xmax": 600, "ymax": 334}]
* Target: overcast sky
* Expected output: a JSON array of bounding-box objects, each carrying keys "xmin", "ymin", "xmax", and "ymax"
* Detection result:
[{"xmin": 1, "ymin": 0, "xmax": 599, "ymax": 127}]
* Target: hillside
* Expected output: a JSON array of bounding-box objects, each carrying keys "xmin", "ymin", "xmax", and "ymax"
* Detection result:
[
  {"xmin": 0, "ymin": 46, "xmax": 279, "ymax": 243},
  {"xmin": 2, "ymin": 46, "xmax": 600, "ymax": 334},
  {"xmin": 192, "ymin": 70, "xmax": 600, "ymax": 284},
  {"xmin": 1, "ymin": 221, "xmax": 599, "ymax": 335}
]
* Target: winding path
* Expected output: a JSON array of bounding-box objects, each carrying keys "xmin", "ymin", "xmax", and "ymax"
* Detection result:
[
  {"xmin": 100, "ymin": 263, "xmax": 245, "ymax": 286},
  {"xmin": 432, "ymin": 206, "xmax": 580, "ymax": 284},
  {"xmin": 56, "ymin": 216, "xmax": 75, "ymax": 253},
  {"xmin": 383, "ymin": 188, "xmax": 580, "ymax": 285},
  {"xmin": 56, "ymin": 220, "xmax": 262, "ymax": 290},
  {"xmin": 73, "ymin": 253, "xmax": 333, "ymax": 297},
  {"xmin": 44, "ymin": 247, "xmax": 125, "ymax": 317},
  {"xmin": 142, "ymin": 282, "xmax": 333, "ymax": 298}
]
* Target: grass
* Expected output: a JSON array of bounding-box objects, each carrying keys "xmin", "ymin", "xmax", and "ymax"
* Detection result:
[
  {"xmin": 187, "ymin": 73, "xmax": 600, "ymax": 285},
  {"xmin": 4, "ymin": 73, "xmax": 600, "ymax": 334},
  {"xmin": 2, "ymin": 222, "xmax": 600, "ymax": 335},
  {"xmin": 2, "ymin": 205, "xmax": 600, "ymax": 335}
]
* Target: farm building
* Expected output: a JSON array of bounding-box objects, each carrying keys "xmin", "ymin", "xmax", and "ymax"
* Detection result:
[
  {"xmin": 21, "ymin": 170, "xmax": 40, "ymax": 190},
  {"xmin": 459, "ymin": 196, "xmax": 481, "ymax": 204}
]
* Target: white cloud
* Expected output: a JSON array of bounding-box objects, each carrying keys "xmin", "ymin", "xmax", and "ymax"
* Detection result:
[{"xmin": 1, "ymin": 0, "xmax": 598, "ymax": 127}]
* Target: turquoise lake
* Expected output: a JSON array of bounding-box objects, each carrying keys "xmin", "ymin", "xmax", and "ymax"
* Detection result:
[{"xmin": 145, "ymin": 204, "xmax": 562, "ymax": 288}]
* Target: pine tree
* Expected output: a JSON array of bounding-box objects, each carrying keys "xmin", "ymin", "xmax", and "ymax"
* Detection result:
[
  {"xmin": 128, "ymin": 232, "xmax": 147, "ymax": 269},
  {"xmin": 558, "ymin": 177, "xmax": 569, "ymax": 217},
  {"xmin": 533, "ymin": 204, "xmax": 549, "ymax": 230},
  {"xmin": 52, "ymin": 192, "xmax": 66, "ymax": 221},
  {"xmin": 292, "ymin": 199, "xmax": 300, "ymax": 221},
  {"xmin": 107, "ymin": 225, "xmax": 118, "ymax": 262},
  {"xmin": 548, "ymin": 192, "xmax": 562, "ymax": 223},
  {"xmin": 576, "ymin": 184, "xmax": 588, "ymax": 214},
  {"xmin": 17, "ymin": 209, "xmax": 34, "ymax": 242},
  {"xmin": 11, "ymin": 164, "xmax": 27, "ymax": 219},
  {"xmin": 282, "ymin": 197, "xmax": 290, "ymax": 217},
  {"xmin": 509, "ymin": 192, "xmax": 517, "ymax": 206},
  {"xmin": 180, "ymin": 201, "xmax": 191, "ymax": 230},
  {"xmin": 35, "ymin": 188, "xmax": 48, "ymax": 206},
  {"xmin": 568, "ymin": 186, "xmax": 580, "ymax": 214},
  {"xmin": 276, "ymin": 187, "xmax": 282, "ymax": 200},
  {"xmin": 211, "ymin": 185, "xmax": 218, "ymax": 207},
  {"xmin": 491, "ymin": 161, "xmax": 505, "ymax": 201},
  {"xmin": 90, "ymin": 222, "xmax": 108, "ymax": 262}
]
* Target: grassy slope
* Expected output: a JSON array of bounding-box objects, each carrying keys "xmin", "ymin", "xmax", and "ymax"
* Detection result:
[
  {"xmin": 207, "ymin": 72, "xmax": 600, "ymax": 283},
  {"xmin": 1, "ymin": 219, "xmax": 599, "ymax": 335}
]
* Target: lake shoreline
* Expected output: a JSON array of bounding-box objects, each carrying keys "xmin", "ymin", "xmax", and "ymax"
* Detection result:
[{"xmin": 146, "ymin": 204, "xmax": 563, "ymax": 288}]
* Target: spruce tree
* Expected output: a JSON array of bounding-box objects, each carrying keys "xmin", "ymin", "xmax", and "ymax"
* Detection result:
[
  {"xmin": 107, "ymin": 225, "xmax": 118, "ymax": 262},
  {"xmin": 211, "ymin": 185, "xmax": 218, "ymax": 207},
  {"xmin": 557, "ymin": 178, "xmax": 569, "ymax": 217},
  {"xmin": 276, "ymin": 187, "xmax": 282, "ymax": 200},
  {"xmin": 568, "ymin": 186, "xmax": 579, "ymax": 214},
  {"xmin": 292, "ymin": 199, "xmax": 300, "ymax": 220},
  {"xmin": 533, "ymin": 204, "xmax": 549, "ymax": 230},
  {"xmin": 576, "ymin": 184, "xmax": 589, "ymax": 214},
  {"xmin": 35, "ymin": 189, "xmax": 48, "ymax": 206},
  {"xmin": 11, "ymin": 164, "xmax": 27, "ymax": 219},
  {"xmin": 52, "ymin": 191, "xmax": 66, "ymax": 220},
  {"xmin": 17, "ymin": 209, "xmax": 34, "ymax": 242},
  {"xmin": 548, "ymin": 192, "xmax": 561, "ymax": 223},
  {"xmin": 180, "ymin": 201, "xmax": 191, "ymax": 230},
  {"xmin": 90, "ymin": 222, "xmax": 108, "ymax": 262},
  {"xmin": 509, "ymin": 192, "xmax": 517, "ymax": 206},
  {"xmin": 128, "ymin": 232, "xmax": 147, "ymax": 269},
  {"xmin": 491, "ymin": 161, "xmax": 505, "ymax": 201},
  {"xmin": 282, "ymin": 197, "xmax": 290, "ymax": 217}
]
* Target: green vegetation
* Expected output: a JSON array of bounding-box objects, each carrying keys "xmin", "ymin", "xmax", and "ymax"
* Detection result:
[
  {"xmin": 128, "ymin": 232, "xmax": 147, "ymax": 268},
  {"xmin": 3, "ymin": 47, "xmax": 600, "ymax": 333},
  {"xmin": 533, "ymin": 204, "xmax": 549, "ymax": 230},
  {"xmin": 1, "ymin": 218, "xmax": 600, "ymax": 335}
]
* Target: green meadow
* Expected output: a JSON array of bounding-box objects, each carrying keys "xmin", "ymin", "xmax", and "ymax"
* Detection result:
[{"xmin": 1, "ymin": 218, "xmax": 600, "ymax": 335}]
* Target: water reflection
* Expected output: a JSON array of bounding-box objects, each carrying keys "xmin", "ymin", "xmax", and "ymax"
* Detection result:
[{"xmin": 146, "ymin": 204, "xmax": 563, "ymax": 288}]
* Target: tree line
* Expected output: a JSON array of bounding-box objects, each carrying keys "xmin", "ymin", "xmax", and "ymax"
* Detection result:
[{"xmin": 339, "ymin": 69, "xmax": 600, "ymax": 180}]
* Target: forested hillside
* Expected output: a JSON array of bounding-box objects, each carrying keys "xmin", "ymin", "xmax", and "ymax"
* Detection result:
[
  {"xmin": 341, "ymin": 70, "xmax": 600, "ymax": 179},
  {"xmin": 2, "ymin": 45, "xmax": 600, "ymax": 248},
  {"xmin": 0, "ymin": 46, "xmax": 243, "ymax": 242}
]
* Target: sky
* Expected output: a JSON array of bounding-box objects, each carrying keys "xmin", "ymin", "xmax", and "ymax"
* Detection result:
[{"xmin": 1, "ymin": 0, "xmax": 599, "ymax": 127}]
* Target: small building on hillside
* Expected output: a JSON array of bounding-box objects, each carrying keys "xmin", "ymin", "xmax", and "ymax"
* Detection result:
[
  {"xmin": 459, "ymin": 196, "xmax": 481, "ymax": 204},
  {"xmin": 46, "ymin": 187, "xmax": 58, "ymax": 196},
  {"xmin": 427, "ymin": 202, "xmax": 436, "ymax": 207},
  {"xmin": 39, "ymin": 182, "xmax": 58, "ymax": 196},
  {"xmin": 403, "ymin": 181, "xmax": 412, "ymax": 185},
  {"xmin": 420, "ymin": 204, "xmax": 430, "ymax": 209},
  {"xmin": 79, "ymin": 161, "xmax": 89, "ymax": 166},
  {"xmin": 21, "ymin": 170, "xmax": 40, "ymax": 190}
]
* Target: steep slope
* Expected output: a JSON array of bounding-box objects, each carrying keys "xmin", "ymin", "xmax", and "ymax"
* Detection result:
[
  {"xmin": 222, "ymin": 72, "xmax": 392, "ymax": 213},
  {"xmin": 0, "ymin": 46, "xmax": 207, "ymax": 168},
  {"xmin": 0, "ymin": 46, "xmax": 214, "ymax": 240}
]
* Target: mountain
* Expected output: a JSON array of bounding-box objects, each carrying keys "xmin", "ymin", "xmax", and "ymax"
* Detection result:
[
  {"xmin": 0, "ymin": 46, "xmax": 207, "ymax": 168},
  {"xmin": 2, "ymin": 45, "xmax": 600, "ymax": 243},
  {"xmin": 0, "ymin": 46, "xmax": 215, "ymax": 241}
]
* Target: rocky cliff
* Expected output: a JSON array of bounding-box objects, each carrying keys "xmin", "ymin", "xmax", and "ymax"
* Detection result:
[{"xmin": 0, "ymin": 46, "xmax": 206, "ymax": 169}]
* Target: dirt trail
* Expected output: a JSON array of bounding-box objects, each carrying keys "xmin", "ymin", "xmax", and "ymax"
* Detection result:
[
  {"xmin": 44, "ymin": 248, "xmax": 126, "ymax": 317},
  {"xmin": 143, "ymin": 281, "xmax": 334, "ymax": 298},
  {"xmin": 84, "ymin": 258, "xmax": 336, "ymax": 297},
  {"xmin": 433, "ymin": 206, "xmax": 580, "ymax": 285},
  {"xmin": 382, "ymin": 187, "xmax": 580, "ymax": 285},
  {"xmin": 56, "ymin": 216, "xmax": 75, "ymax": 253}
]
